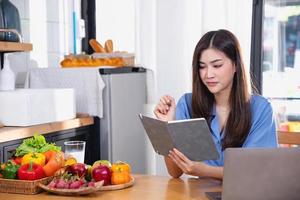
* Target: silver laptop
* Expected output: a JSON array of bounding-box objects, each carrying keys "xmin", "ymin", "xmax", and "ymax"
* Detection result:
[{"xmin": 206, "ymin": 147, "xmax": 300, "ymax": 200}]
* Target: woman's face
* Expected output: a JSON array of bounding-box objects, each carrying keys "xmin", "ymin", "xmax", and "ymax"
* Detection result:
[{"xmin": 199, "ymin": 48, "xmax": 236, "ymax": 96}]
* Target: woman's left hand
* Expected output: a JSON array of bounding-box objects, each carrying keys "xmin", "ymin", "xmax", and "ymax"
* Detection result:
[{"xmin": 168, "ymin": 148, "xmax": 209, "ymax": 177}]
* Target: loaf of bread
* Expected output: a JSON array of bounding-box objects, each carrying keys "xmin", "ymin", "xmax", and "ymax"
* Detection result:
[
  {"xmin": 105, "ymin": 39, "xmax": 113, "ymax": 53},
  {"xmin": 89, "ymin": 39, "xmax": 106, "ymax": 53},
  {"xmin": 61, "ymin": 57, "xmax": 125, "ymax": 67}
]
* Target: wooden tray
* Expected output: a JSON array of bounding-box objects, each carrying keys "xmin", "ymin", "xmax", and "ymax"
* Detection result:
[
  {"xmin": 38, "ymin": 177, "xmax": 134, "ymax": 195},
  {"xmin": 0, "ymin": 177, "xmax": 52, "ymax": 194},
  {"xmin": 38, "ymin": 180, "xmax": 104, "ymax": 196},
  {"xmin": 99, "ymin": 177, "xmax": 135, "ymax": 191}
]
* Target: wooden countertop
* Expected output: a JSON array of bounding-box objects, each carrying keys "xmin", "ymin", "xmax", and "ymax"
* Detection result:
[
  {"xmin": 0, "ymin": 41, "xmax": 33, "ymax": 52},
  {"xmin": 0, "ymin": 117, "xmax": 94, "ymax": 143},
  {"xmin": 0, "ymin": 174, "xmax": 222, "ymax": 200},
  {"xmin": 278, "ymin": 131, "xmax": 300, "ymax": 145}
]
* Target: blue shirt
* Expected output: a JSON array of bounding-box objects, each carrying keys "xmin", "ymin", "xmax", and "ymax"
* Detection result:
[{"xmin": 176, "ymin": 93, "xmax": 278, "ymax": 166}]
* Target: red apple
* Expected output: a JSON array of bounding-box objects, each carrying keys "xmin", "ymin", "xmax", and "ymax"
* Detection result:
[
  {"xmin": 69, "ymin": 163, "xmax": 87, "ymax": 177},
  {"xmin": 91, "ymin": 165, "xmax": 111, "ymax": 185}
]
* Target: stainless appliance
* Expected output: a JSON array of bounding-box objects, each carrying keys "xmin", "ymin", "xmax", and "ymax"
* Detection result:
[{"xmin": 97, "ymin": 67, "xmax": 147, "ymax": 173}]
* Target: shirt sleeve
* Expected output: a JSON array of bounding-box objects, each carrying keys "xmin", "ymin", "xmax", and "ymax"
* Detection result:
[
  {"xmin": 175, "ymin": 94, "xmax": 192, "ymax": 120},
  {"xmin": 243, "ymin": 100, "xmax": 278, "ymax": 147}
]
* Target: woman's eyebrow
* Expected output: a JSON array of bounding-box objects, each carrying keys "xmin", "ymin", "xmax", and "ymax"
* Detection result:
[
  {"xmin": 210, "ymin": 59, "xmax": 222, "ymax": 63},
  {"xmin": 199, "ymin": 58, "xmax": 222, "ymax": 65}
]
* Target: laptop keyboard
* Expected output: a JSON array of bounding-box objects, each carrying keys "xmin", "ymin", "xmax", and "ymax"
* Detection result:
[{"xmin": 205, "ymin": 192, "xmax": 222, "ymax": 200}]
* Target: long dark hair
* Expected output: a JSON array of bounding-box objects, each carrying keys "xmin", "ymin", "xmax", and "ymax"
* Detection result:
[{"xmin": 192, "ymin": 29, "xmax": 252, "ymax": 150}]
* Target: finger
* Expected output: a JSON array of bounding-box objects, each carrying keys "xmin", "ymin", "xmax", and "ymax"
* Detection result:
[
  {"xmin": 166, "ymin": 96, "xmax": 176, "ymax": 107},
  {"xmin": 169, "ymin": 152, "xmax": 188, "ymax": 174},
  {"xmin": 159, "ymin": 101, "xmax": 170, "ymax": 112},
  {"xmin": 169, "ymin": 150, "xmax": 189, "ymax": 171},
  {"xmin": 157, "ymin": 98, "xmax": 171, "ymax": 113},
  {"xmin": 168, "ymin": 152, "xmax": 188, "ymax": 173},
  {"xmin": 165, "ymin": 95, "xmax": 175, "ymax": 102},
  {"xmin": 160, "ymin": 96, "xmax": 168, "ymax": 105},
  {"xmin": 160, "ymin": 95, "xmax": 176, "ymax": 110},
  {"xmin": 161, "ymin": 95, "xmax": 172, "ymax": 106},
  {"xmin": 169, "ymin": 149, "xmax": 187, "ymax": 163},
  {"xmin": 173, "ymin": 148, "xmax": 191, "ymax": 163},
  {"xmin": 158, "ymin": 103, "xmax": 168, "ymax": 114},
  {"xmin": 154, "ymin": 105, "xmax": 164, "ymax": 116},
  {"xmin": 155, "ymin": 102, "xmax": 166, "ymax": 114},
  {"xmin": 169, "ymin": 97, "xmax": 176, "ymax": 107},
  {"xmin": 154, "ymin": 109, "xmax": 164, "ymax": 118}
]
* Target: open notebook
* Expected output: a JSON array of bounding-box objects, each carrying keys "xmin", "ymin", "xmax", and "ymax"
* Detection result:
[{"xmin": 139, "ymin": 114, "xmax": 219, "ymax": 161}]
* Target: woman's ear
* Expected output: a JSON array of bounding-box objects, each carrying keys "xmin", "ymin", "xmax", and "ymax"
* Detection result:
[{"xmin": 233, "ymin": 62, "xmax": 237, "ymax": 73}]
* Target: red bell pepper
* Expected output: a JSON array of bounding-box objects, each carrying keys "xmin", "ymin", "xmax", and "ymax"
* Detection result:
[
  {"xmin": 18, "ymin": 162, "xmax": 45, "ymax": 180},
  {"xmin": 13, "ymin": 157, "xmax": 22, "ymax": 165}
]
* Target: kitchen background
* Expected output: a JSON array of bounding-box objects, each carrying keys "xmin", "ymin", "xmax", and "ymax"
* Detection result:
[{"xmin": 8, "ymin": 0, "xmax": 253, "ymax": 176}]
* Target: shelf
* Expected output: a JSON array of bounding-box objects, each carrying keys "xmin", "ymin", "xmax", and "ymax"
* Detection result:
[
  {"xmin": 278, "ymin": 131, "xmax": 300, "ymax": 145},
  {"xmin": 0, "ymin": 41, "xmax": 32, "ymax": 52}
]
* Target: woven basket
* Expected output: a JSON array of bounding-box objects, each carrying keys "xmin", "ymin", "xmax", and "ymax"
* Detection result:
[{"xmin": 0, "ymin": 177, "xmax": 52, "ymax": 194}]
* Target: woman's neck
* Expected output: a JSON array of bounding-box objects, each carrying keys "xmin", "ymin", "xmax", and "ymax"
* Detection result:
[
  {"xmin": 214, "ymin": 91, "xmax": 230, "ymax": 110},
  {"xmin": 214, "ymin": 91, "xmax": 231, "ymax": 132}
]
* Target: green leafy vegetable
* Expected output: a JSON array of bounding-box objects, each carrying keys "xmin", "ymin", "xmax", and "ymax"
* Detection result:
[{"xmin": 15, "ymin": 134, "xmax": 61, "ymax": 157}]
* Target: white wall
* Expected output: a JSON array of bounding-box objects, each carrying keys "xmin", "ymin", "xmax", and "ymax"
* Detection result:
[
  {"xmin": 95, "ymin": 0, "xmax": 136, "ymax": 53},
  {"xmin": 9, "ymin": 0, "xmax": 80, "ymax": 87},
  {"xmin": 201, "ymin": 0, "xmax": 253, "ymax": 71}
]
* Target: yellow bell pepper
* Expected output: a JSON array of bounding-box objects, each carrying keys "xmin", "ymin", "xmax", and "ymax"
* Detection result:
[
  {"xmin": 21, "ymin": 153, "xmax": 46, "ymax": 166},
  {"xmin": 111, "ymin": 161, "xmax": 131, "ymax": 173},
  {"xmin": 111, "ymin": 171, "xmax": 131, "ymax": 185}
]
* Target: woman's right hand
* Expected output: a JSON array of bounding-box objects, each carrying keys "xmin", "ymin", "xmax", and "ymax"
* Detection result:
[{"xmin": 154, "ymin": 95, "xmax": 176, "ymax": 121}]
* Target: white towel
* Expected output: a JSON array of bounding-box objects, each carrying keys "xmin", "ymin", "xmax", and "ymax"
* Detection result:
[{"xmin": 25, "ymin": 67, "xmax": 105, "ymax": 118}]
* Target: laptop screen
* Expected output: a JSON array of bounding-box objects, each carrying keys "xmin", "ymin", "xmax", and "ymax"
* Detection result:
[{"xmin": 221, "ymin": 148, "xmax": 300, "ymax": 200}]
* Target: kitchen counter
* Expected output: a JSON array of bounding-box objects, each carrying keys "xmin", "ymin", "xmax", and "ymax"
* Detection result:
[
  {"xmin": 0, "ymin": 116, "xmax": 94, "ymax": 143},
  {"xmin": 0, "ymin": 174, "xmax": 222, "ymax": 200},
  {"xmin": 278, "ymin": 131, "xmax": 300, "ymax": 145}
]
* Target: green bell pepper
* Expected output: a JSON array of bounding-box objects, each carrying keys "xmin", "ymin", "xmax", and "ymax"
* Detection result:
[{"xmin": 2, "ymin": 160, "xmax": 20, "ymax": 179}]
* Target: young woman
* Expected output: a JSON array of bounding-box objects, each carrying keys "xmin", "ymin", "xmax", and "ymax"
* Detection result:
[{"xmin": 154, "ymin": 29, "xmax": 278, "ymax": 179}]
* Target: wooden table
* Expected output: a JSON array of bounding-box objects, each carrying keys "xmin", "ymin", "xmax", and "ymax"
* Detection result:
[{"xmin": 0, "ymin": 175, "xmax": 222, "ymax": 200}]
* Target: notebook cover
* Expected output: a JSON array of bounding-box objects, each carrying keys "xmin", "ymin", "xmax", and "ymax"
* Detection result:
[
  {"xmin": 139, "ymin": 114, "xmax": 219, "ymax": 161},
  {"xmin": 167, "ymin": 118, "xmax": 219, "ymax": 161},
  {"xmin": 139, "ymin": 114, "xmax": 174, "ymax": 156}
]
